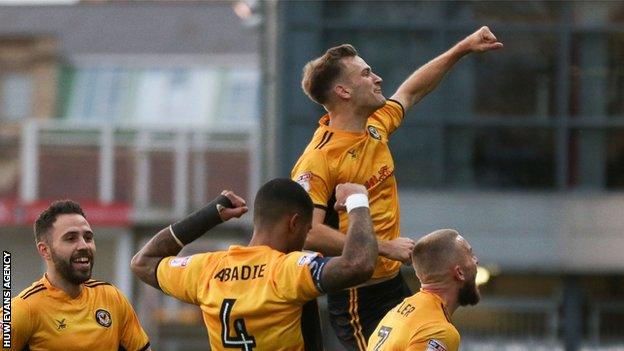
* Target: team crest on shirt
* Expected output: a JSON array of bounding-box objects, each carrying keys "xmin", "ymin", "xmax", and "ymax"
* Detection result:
[
  {"xmin": 170, "ymin": 256, "xmax": 192, "ymax": 267},
  {"xmin": 95, "ymin": 309, "xmax": 112, "ymax": 328},
  {"xmin": 426, "ymin": 339, "xmax": 447, "ymax": 351},
  {"xmin": 295, "ymin": 171, "xmax": 312, "ymax": 192},
  {"xmin": 367, "ymin": 125, "xmax": 381, "ymax": 140}
]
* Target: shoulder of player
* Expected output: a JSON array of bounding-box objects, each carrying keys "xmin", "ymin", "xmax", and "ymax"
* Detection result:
[
  {"xmin": 83, "ymin": 279, "xmax": 136, "ymax": 305},
  {"xmin": 17, "ymin": 281, "xmax": 47, "ymax": 300},
  {"xmin": 83, "ymin": 278, "xmax": 114, "ymax": 289},
  {"xmin": 373, "ymin": 99, "xmax": 404, "ymax": 117},
  {"xmin": 274, "ymin": 251, "xmax": 311, "ymax": 267},
  {"xmin": 409, "ymin": 321, "xmax": 459, "ymax": 351},
  {"xmin": 299, "ymin": 134, "xmax": 338, "ymax": 159},
  {"xmin": 416, "ymin": 319, "xmax": 459, "ymax": 342},
  {"xmin": 292, "ymin": 147, "xmax": 334, "ymax": 178},
  {"xmin": 368, "ymin": 100, "xmax": 404, "ymax": 125}
]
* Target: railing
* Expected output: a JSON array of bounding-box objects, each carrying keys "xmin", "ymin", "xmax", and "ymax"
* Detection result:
[
  {"xmin": 456, "ymin": 296, "xmax": 561, "ymax": 349},
  {"xmin": 589, "ymin": 300, "xmax": 624, "ymax": 344},
  {"xmin": 19, "ymin": 118, "xmax": 260, "ymax": 224}
]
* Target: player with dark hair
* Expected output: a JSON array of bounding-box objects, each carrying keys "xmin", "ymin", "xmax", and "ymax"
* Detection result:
[
  {"xmin": 367, "ymin": 229, "xmax": 480, "ymax": 351},
  {"xmin": 7, "ymin": 200, "xmax": 151, "ymax": 351},
  {"xmin": 292, "ymin": 27, "xmax": 502, "ymax": 350},
  {"xmin": 131, "ymin": 178, "xmax": 378, "ymax": 350}
]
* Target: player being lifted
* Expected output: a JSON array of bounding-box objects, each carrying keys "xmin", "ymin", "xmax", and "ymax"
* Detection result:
[
  {"xmin": 131, "ymin": 178, "xmax": 378, "ymax": 350},
  {"xmin": 292, "ymin": 26, "xmax": 502, "ymax": 350}
]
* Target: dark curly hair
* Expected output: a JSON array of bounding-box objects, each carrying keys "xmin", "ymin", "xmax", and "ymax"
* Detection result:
[{"xmin": 34, "ymin": 200, "xmax": 86, "ymax": 243}]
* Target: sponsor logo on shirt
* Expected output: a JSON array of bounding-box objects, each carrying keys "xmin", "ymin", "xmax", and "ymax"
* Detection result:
[
  {"xmin": 426, "ymin": 339, "xmax": 447, "ymax": 351},
  {"xmin": 295, "ymin": 171, "xmax": 312, "ymax": 192},
  {"xmin": 170, "ymin": 256, "xmax": 192, "ymax": 267},
  {"xmin": 364, "ymin": 165, "xmax": 394, "ymax": 189}
]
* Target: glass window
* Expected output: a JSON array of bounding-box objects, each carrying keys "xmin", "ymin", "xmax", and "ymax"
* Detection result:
[
  {"xmin": 470, "ymin": 32, "xmax": 558, "ymax": 118},
  {"xmin": 451, "ymin": 1, "xmax": 562, "ymax": 23},
  {"xmin": 64, "ymin": 66, "xmax": 260, "ymax": 125},
  {"xmin": 447, "ymin": 127, "xmax": 555, "ymax": 189},
  {"xmin": 391, "ymin": 126, "xmax": 444, "ymax": 188},
  {"xmin": 573, "ymin": 1, "xmax": 624, "ymax": 24},
  {"xmin": 606, "ymin": 33, "xmax": 624, "ymax": 117},
  {"xmin": 215, "ymin": 68, "xmax": 260, "ymax": 123},
  {"xmin": 322, "ymin": 0, "xmax": 444, "ymax": 24},
  {"xmin": 567, "ymin": 129, "xmax": 624, "ymax": 189},
  {"xmin": 1, "ymin": 72, "xmax": 32, "ymax": 121}
]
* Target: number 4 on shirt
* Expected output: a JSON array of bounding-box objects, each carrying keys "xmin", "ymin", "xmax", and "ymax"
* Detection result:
[{"xmin": 220, "ymin": 299, "xmax": 257, "ymax": 351}]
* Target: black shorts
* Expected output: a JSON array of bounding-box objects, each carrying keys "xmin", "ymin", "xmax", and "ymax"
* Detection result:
[{"xmin": 327, "ymin": 273, "xmax": 412, "ymax": 351}]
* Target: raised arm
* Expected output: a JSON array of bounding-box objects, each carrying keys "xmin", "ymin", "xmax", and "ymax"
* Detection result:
[
  {"xmin": 391, "ymin": 26, "xmax": 503, "ymax": 111},
  {"xmin": 318, "ymin": 183, "xmax": 378, "ymax": 293},
  {"xmin": 131, "ymin": 191, "xmax": 248, "ymax": 289}
]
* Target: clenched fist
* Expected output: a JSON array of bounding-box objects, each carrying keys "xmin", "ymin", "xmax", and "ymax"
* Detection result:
[{"xmin": 334, "ymin": 183, "xmax": 368, "ymax": 212}]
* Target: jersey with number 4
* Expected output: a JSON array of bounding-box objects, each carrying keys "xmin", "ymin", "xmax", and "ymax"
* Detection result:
[
  {"xmin": 157, "ymin": 245, "xmax": 328, "ymax": 351},
  {"xmin": 367, "ymin": 291, "xmax": 460, "ymax": 351}
]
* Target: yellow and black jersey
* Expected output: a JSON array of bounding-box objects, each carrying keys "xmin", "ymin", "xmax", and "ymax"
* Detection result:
[
  {"xmin": 157, "ymin": 245, "xmax": 330, "ymax": 351},
  {"xmin": 291, "ymin": 99, "xmax": 405, "ymax": 279},
  {"xmin": 5, "ymin": 275, "xmax": 150, "ymax": 351},
  {"xmin": 367, "ymin": 291, "xmax": 460, "ymax": 351}
]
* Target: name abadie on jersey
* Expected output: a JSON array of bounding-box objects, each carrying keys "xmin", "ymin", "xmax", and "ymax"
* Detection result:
[{"xmin": 214, "ymin": 264, "xmax": 267, "ymax": 282}]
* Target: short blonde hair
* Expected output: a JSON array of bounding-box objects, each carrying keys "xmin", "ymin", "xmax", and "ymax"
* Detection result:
[{"xmin": 301, "ymin": 44, "xmax": 358, "ymax": 105}]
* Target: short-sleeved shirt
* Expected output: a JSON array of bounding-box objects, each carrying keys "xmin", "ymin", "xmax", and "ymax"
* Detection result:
[
  {"xmin": 5, "ymin": 275, "xmax": 150, "ymax": 351},
  {"xmin": 366, "ymin": 291, "xmax": 460, "ymax": 351},
  {"xmin": 156, "ymin": 245, "xmax": 328, "ymax": 351},
  {"xmin": 291, "ymin": 100, "xmax": 405, "ymax": 279}
]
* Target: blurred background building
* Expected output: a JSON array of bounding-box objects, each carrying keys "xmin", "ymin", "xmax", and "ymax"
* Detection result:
[{"xmin": 1, "ymin": 1, "xmax": 624, "ymax": 350}]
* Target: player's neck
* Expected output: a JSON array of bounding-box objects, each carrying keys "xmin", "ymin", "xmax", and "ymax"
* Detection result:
[
  {"xmin": 420, "ymin": 284, "xmax": 459, "ymax": 315},
  {"xmin": 248, "ymin": 230, "xmax": 289, "ymax": 253},
  {"xmin": 327, "ymin": 105, "xmax": 372, "ymax": 132},
  {"xmin": 45, "ymin": 270, "xmax": 83, "ymax": 299}
]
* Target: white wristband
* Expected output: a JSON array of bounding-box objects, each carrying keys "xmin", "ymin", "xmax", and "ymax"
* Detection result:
[{"xmin": 345, "ymin": 193, "xmax": 369, "ymax": 213}]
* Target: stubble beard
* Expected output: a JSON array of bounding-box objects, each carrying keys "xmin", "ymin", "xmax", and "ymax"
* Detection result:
[
  {"xmin": 458, "ymin": 279, "xmax": 481, "ymax": 306},
  {"xmin": 51, "ymin": 248, "xmax": 94, "ymax": 285}
]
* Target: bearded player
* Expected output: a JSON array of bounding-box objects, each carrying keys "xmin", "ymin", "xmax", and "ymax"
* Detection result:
[{"xmin": 5, "ymin": 200, "xmax": 150, "ymax": 351}]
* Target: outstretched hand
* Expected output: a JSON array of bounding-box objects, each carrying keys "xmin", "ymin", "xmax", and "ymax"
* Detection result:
[
  {"xmin": 463, "ymin": 26, "xmax": 503, "ymax": 53},
  {"xmin": 218, "ymin": 190, "xmax": 249, "ymax": 221},
  {"xmin": 334, "ymin": 183, "xmax": 368, "ymax": 212}
]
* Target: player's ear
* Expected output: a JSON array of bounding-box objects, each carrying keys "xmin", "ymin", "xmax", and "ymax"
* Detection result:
[
  {"xmin": 453, "ymin": 265, "xmax": 465, "ymax": 282},
  {"xmin": 37, "ymin": 241, "xmax": 51, "ymax": 260},
  {"xmin": 333, "ymin": 84, "xmax": 351, "ymax": 100},
  {"xmin": 288, "ymin": 213, "xmax": 301, "ymax": 233}
]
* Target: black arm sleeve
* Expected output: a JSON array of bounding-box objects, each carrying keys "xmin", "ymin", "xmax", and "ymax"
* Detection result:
[{"xmin": 170, "ymin": 195, "xmax": 233, "ymax": 245}]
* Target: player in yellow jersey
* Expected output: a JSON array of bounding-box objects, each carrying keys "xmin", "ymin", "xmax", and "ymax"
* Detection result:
[
  {"xmin": 292, "ymin": 26, "xmax": 502, "ymax": 350},
  {"xmin": 367, "ymin": 229, "xmax": 480, "ymax": 351},
  {"xmin": 3, "ymin": 200, "xmax": 150, "ymax": 351},
  {"xmin": 131, "ymin": 178, "xmax": 378, "ymax": 351}
]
